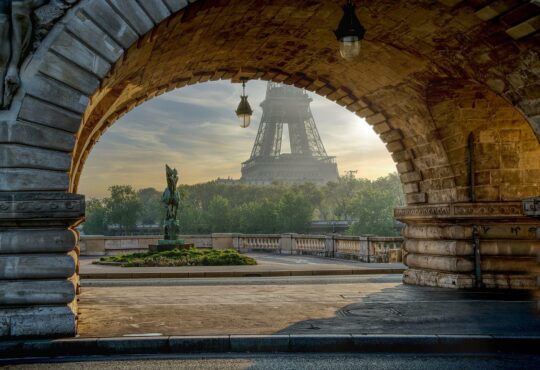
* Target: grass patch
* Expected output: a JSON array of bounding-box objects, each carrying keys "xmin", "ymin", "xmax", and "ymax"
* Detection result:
[{"xmin": 95, "ymin": 248, "xmax": 257, "ymax": 267}]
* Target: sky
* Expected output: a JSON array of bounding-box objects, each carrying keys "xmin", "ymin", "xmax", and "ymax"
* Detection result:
[{"xmin": 78, "ymin": 80, "xmax": 396, "ymax": 198}]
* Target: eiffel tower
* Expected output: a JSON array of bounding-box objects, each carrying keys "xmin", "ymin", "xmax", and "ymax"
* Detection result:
[{"xmin": 241, "ymin": 82, "xmax": 339, "ymax": 185}]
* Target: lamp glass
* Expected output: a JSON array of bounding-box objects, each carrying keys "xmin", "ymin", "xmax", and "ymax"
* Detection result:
[
  {"xmin": 339, "ymin": 35, "xmax": 360, "ymax": 60},
  {"xmin": 238, "ymin": 113, "xmax": 251, "ymax": 128}
]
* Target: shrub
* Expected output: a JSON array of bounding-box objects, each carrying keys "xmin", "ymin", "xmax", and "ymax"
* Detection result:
[{"xmin": 97, "ymin": 248, "xmax": 257, "ymax": 267}]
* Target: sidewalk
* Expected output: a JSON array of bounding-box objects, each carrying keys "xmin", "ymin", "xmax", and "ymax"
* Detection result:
[
  {"xmin": 3, "ymin": 276, "xmax": 540, "ymax": 359},
  {"xmin": 75, "ymin": 274, "xmax": 540, "ymax": 338},
  {"xmin": 80, "ymin": 253, "xmax": 406, "ymax": 279}
]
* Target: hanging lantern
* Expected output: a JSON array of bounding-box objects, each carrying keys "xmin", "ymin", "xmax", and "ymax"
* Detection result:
[
  {"xmin": 335, "ymin": 0, "xmax": 366, "ymax": 60},
  {"xmin": 235, "ymin": 79, "xmax": 253, "ymax": 128}
]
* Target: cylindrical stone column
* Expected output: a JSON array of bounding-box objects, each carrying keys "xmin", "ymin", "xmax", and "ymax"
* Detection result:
[
  {"xmin": 0, "ymin": 192, "xmax": 84, "ymax": 337},
  {"xmin": 395, "ymin": 201, "xmax": 540, "ymax": 289}
]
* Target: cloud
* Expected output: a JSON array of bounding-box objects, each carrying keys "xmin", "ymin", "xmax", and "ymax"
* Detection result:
[{"xmin": 78, "ymin": 81, "xmax": 395, "ymax": 197}]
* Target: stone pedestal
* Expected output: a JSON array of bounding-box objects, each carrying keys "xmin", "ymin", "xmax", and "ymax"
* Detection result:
[
  {"xmin": 395, "ymin": 202, "xmax": 540, "ymax": 289},
  {"xmin": 0, "ymin": 192, "xmax": 84, "ymax": 337}
]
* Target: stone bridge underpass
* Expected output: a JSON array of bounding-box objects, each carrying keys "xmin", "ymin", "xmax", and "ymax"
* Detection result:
[{"xmin": 0, "ymin": 0, "xmax": 539, "ymax": 338}]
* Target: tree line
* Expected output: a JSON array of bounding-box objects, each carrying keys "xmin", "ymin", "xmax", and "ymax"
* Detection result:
[{"xmin": 82, "ymin": 173, "xmax": 404, "ymax": 236}]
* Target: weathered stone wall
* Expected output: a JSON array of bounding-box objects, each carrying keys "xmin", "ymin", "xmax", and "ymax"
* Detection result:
[{"xmin": 428, "ymin": 79, "xmax": 540, "ymax": 203}]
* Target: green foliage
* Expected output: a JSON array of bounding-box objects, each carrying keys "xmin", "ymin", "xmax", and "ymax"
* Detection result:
[
  {"xmin": 275, "ymin": 191, "xmax": 314, "ymax": 233},
  {"xmin": 82, "ymin": 173, "xmax": 404, "ymax": 236},
  {"xmin": 96, "ymin": 248, "xmax": 257, "ymax": 267},
  {"xmin": 205, "ymin": 195, "xmax": 231, "ymax": 232},
  {"xmin": 138, "ymin": 188, "xmax": 164, "ymax": 225},
  {"xmin": 234, "ymin": 199, "xmax": 278, "ymax": 234},
  {"xmin": 82, "ymin": 198, "xmax": 108, "ymax": 235},
  {"xmin": 104, "ymin": 185, "xmax": 143, "ymax": 233},
  {"xmin": 344, "ymin": 173, "xmax": 404, "ymax": 236}
]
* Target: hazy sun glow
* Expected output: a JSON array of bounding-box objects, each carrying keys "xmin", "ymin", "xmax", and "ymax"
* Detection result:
[{"xmin": 78, "ymin": 80, "xmax": 396, "ymax": 198}]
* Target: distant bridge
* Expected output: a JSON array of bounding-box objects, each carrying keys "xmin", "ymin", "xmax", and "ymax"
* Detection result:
[{"xmin": 308, "ymin": 220, "xmax": 355, "ymax": 233}]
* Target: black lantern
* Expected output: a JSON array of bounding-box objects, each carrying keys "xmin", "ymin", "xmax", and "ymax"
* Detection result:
[
  {"xmin": 335, "ymin": 0, "xmax": 366, "ymax": 60},
  {"xmin": 236, "ymin": 79, "xmax": 253, "ymax": 128}
]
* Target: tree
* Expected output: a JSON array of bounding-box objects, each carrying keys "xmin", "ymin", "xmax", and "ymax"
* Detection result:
[
  {"xmin": 104, "ymin": 185, "xmax": 142, "ymax": 234},
  {"xmin": 236, "ymin": 199, "xmax": 278, "ymax": 234},
  {"xmin": 137, "ymin": 187, "xmax": 164, "ymax": 225},
  {"xmin": 81, "ymin": 172, "xmax": 404, "ymax": 236},
  {"xmin": 276, "ymin": 191, "xmax": 314, "ymax": 233},
  {"xmin": 82, "ymin": 198, "xmax": 107, "ymax": 235},
  {"xmin": 345, "ymin": 187, "xmax": 398, "ymax": 236},
  {"xmin": 205, "ymin": 195, "xmax": 231, "ymax": 232}
]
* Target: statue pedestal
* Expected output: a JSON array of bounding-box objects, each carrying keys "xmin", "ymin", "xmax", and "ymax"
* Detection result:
[{"xmin": 149, "ymin": 242, "xmax": 194, "ymax": 252}]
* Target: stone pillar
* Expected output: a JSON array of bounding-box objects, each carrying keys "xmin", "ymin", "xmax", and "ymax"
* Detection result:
[
  {"xmin": 395, "ymin": 202, "xmax": 540, "ymax": 289},
  {"xmin": 0, "ymin": 192, "xmax": 84, "ymax": 337},
  {"xmin": 211, "ymin": 233, "xmax": 235, "ymax": 250},
  {"xmin": 279, "ymin": 234, "xmax": 292, "ymax": 254},
  {"xmin": 324, "ymin": 236, "xmax": 334, "ymax": 257}
]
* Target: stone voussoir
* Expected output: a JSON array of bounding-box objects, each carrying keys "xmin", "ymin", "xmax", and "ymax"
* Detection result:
[
  {"xmin": 50, "ymin": 31, "xmax": 112, "ymax": 79},
  {"xmin": 39, "ymin": 52, "xmax": 100, "ymax": 95},
  {"xmin": 82, "ymin": 0, "xmax": 139, "ymax": 49},
  {"xmin": 18, "ymin": 96, "xmax": 82, "ymax": 133},
  {"xmin": 1, "ymin": 120, "xmax": 75, "ymax": 152},
  {"xmin": 65, "ymin": 10, "xmax": 124, "ymax": 64},
  {"xmin": 0, "ymin": 144, "xmax": 71, "ymax": 171}
]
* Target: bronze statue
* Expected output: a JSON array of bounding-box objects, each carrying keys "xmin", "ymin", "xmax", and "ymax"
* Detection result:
[
  {"xmin": 0, "ymin": 0, "xmax": 47, "ymax": 109},
  {"xmin": 161, "ymin": 164, "xmax": 180, "ymax": 241}
]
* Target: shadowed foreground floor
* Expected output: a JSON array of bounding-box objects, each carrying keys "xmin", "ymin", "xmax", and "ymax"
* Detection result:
[{"xmin": 77, "ymin": 274, "xmax": 540, "ymax": 337}]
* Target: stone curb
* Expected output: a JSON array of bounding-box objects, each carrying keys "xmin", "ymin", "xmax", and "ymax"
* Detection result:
[
  {"xmin": 80, "ymin": 268, "xmax": 406, "ymax": 279},
  {"xmin": 1, "ymin": 335, "xmax": 539, "ymax": 359}
]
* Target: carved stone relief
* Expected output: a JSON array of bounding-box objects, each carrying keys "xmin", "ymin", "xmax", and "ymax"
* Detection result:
[{"xmin": 0, "ymin": 0, "xmax": 78, "ymax": 110}]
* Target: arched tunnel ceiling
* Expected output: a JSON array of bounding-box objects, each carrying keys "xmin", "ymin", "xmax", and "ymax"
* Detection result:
[{"xmin": 72, "ymin": 0, "xmax": 539, "ymax": 196}]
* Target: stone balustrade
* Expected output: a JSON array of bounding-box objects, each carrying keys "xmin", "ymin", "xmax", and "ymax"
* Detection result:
[
  {"xmin": 80, "ymin": 233, "xmax": 404, "ymax": 262},
  {"xmin": 238, "ymin": 234, "xmax": 281, "ymax": 252}
]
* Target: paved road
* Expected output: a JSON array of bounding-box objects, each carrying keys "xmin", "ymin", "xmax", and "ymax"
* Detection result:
[
  {"xmin": 81, "ymin": 274, "xmax": 403, "ymax": 287},
  {"xmin": 78, "ymin": 274, "xmax": 540, "ymax": 337},
  {"xmin": 4, "ymin": 353, "xmax": 540, "ymax": 369}
]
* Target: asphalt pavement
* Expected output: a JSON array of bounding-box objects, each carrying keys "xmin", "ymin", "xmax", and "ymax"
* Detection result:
[{"xmin": 3, "ymin": 353, "xmax": 540, "ymax": 369}]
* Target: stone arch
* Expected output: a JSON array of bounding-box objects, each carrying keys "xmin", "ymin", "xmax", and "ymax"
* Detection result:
[
  {"xmin": 1, "ymin": 0, "xmax": 539, "ymax": 338},
  {"xmin": 6, "ymin": 0, "xmax": 454, "ymax": 207}
]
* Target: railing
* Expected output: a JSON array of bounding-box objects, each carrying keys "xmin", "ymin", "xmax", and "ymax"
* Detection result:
[
  {"xmin": 335, "ymin": 236, "xmax": 361, "ymax": 258},
  {"xmin": 293, "ymin": 235, "xmax": 327, "ymax": 256},
  {"xmin": 80, "ymin": 233, "xmax": 404, "ymax": 263},
  {"xmin": 240, "ymin": 235, "xmax": 281, "ymax": 252}
]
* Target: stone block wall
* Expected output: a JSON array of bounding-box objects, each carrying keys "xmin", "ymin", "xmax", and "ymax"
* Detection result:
[{"xmin": 0, "ymin": 193, "xmax": 84, "ymax": 337}]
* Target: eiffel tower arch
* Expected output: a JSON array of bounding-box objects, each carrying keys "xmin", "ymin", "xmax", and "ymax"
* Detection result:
[{"xmin": 241, "ymin": 83, "xmax": 339, "ymax": 185}]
